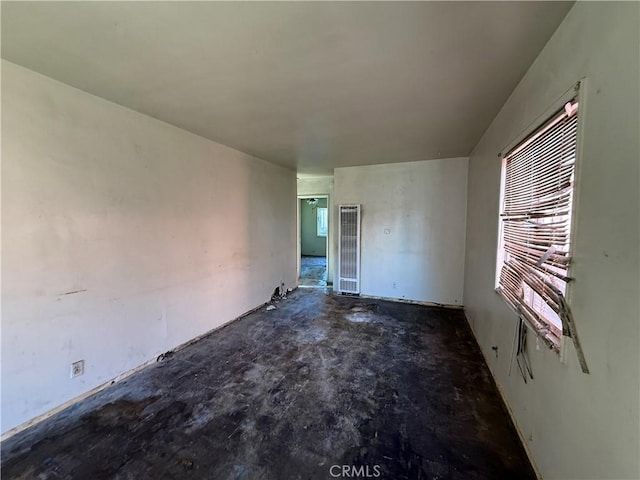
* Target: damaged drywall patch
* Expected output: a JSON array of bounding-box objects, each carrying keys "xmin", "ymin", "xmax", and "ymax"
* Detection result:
[
  {"xmin": 266, "ymin": 283, "xmax": 290, "ymax": 311},
  {"xmin": 59, "ymin": 289, "xmax": 87, "ymax": 296}
]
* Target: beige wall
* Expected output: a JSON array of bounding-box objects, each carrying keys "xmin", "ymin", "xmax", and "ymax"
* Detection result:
[
  {"xmin": 463, "ymin": 3, "xmax": 639, "ymax": 479},
  {"xmin": 334, "ymin": 158, "xmax": 468, "ymax": 305},
  {"xmin": 1, "ymin": 61, "xmax": 297, "ymax": 434}
]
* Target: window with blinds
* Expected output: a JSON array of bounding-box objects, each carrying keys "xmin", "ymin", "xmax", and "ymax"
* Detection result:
[{"xmin": 496, "ymin": 99, "xmax": 579, "ymax": 350}]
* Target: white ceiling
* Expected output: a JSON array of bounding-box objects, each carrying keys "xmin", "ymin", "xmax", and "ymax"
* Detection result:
[{"xmin": 2, "ymin": 1, "xmax": 573, "ymax": 174}]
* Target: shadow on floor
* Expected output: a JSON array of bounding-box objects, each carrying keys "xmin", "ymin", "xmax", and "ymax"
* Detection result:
[
  {"xmin": 1, "ymin": 289, "xmax": 536, "ymax": 480},
  {"xmin": 299, "ymin": 255, "xmax": 327, "ymax": 287}
]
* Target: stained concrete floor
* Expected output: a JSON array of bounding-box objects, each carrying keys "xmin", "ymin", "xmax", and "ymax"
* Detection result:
[
  {"xmin": 1, "ymin": 289, "xmax": 536, "ymax": 480},
  {"xmin": 299, "ymin": 256, "xmax": 327, "ymax": 287}
]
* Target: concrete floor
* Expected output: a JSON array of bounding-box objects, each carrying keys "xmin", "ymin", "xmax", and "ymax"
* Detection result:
[
  {"xmin": 1, "ymin": 289, "xmax": 536, "ymax": 480},
  {"xmin": 299, "ymin": 256, "xmax": 327, "ymax": 287}
]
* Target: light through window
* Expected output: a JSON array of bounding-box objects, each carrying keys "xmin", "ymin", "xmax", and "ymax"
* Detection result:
[
  {"xmin": 496, "ymin": 99, "xmax": 579, "ymax": 349},
  {"xmin": 317, "ymin": 207, "xmax": 328, "ymax": 237}
]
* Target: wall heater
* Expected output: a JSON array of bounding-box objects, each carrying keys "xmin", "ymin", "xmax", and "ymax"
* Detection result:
[{"xmin": 337, "ymin": 204, "xmax": 361, "ymax": 294}]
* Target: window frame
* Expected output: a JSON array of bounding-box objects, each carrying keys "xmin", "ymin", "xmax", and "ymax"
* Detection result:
[
  {"xmin": 316, "ymin": 207, "xmax": 328, "ymax": 237},
  {"xmin": 495, "ymin": 80, "xmax": 586, "ymax": 354}
]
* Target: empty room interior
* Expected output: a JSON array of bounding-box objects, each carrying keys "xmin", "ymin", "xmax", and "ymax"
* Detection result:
[{"xmin": 1, "ymin": 2, "xmax": 639, "ymax": 479}]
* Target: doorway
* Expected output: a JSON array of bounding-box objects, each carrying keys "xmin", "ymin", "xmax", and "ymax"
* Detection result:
[{"xmin": 298, "ymin": 196, "xmax": 328, "ymax": 287}]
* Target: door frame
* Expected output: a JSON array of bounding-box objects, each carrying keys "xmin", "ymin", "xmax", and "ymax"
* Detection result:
[{"xmin": 297, "ymin": 194, "xmax": 330, "ymax": 285}]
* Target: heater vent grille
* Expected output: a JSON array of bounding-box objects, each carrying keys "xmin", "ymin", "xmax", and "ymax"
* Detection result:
[{"xmin": 337, "ymin": 205, "xmax": 361, "ymax": 294}]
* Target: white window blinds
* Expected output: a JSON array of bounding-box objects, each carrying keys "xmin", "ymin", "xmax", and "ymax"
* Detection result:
[{"xmin": 497, "ymin": 99, "xmax": 579, "ymax": 350}]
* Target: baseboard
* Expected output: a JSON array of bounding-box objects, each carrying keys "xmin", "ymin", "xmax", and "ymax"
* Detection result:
[
  {"xmin": 354, "ymin": 293, "xmax": 464, "ymax": 310},
  {"xmin": 1, "ymin": 296, "xmax": 283, "ymax": 442},
  {"xmin": 468, "ymin": 316, "xmax": 543, "ymax": 480},
  {"xmin": 0, "ymin": 356, "xmax": 157, "ymax": 442}
]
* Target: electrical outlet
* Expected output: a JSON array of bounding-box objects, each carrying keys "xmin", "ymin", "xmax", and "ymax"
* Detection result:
[
  {"xmin": 392, "ymin": 282, "xmax": 397, "ymax": 289},
  {"xmin": 71, "ymin": 360, "xmax": 84, "ymax": 378}
]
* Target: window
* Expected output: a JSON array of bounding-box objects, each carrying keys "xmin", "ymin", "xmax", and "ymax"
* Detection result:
[
  {"xmin": 496, "ymin": 98, "xmax": 579, "ymax": 350},
  {"xmin": 317, "ymin": 207, "xmax": 328, "ymax": 237}
]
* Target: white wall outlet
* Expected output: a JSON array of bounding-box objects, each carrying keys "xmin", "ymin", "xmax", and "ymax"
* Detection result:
[{"xmin": 71, "ymin": 360, "xmax": 84, "ymax": 378}]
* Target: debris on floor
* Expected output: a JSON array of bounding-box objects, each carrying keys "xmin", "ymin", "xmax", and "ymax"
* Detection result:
[
  {"xmin": 1, "ymin": 289, "xmax": 536, "ymax": 480},
  {"xmin": 156, "ymin": 350, "xmax": 175, "ymax": 362},
  {"xmin": 271, "ymin": 283, "xmax": 287, "ymax": 302}
]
